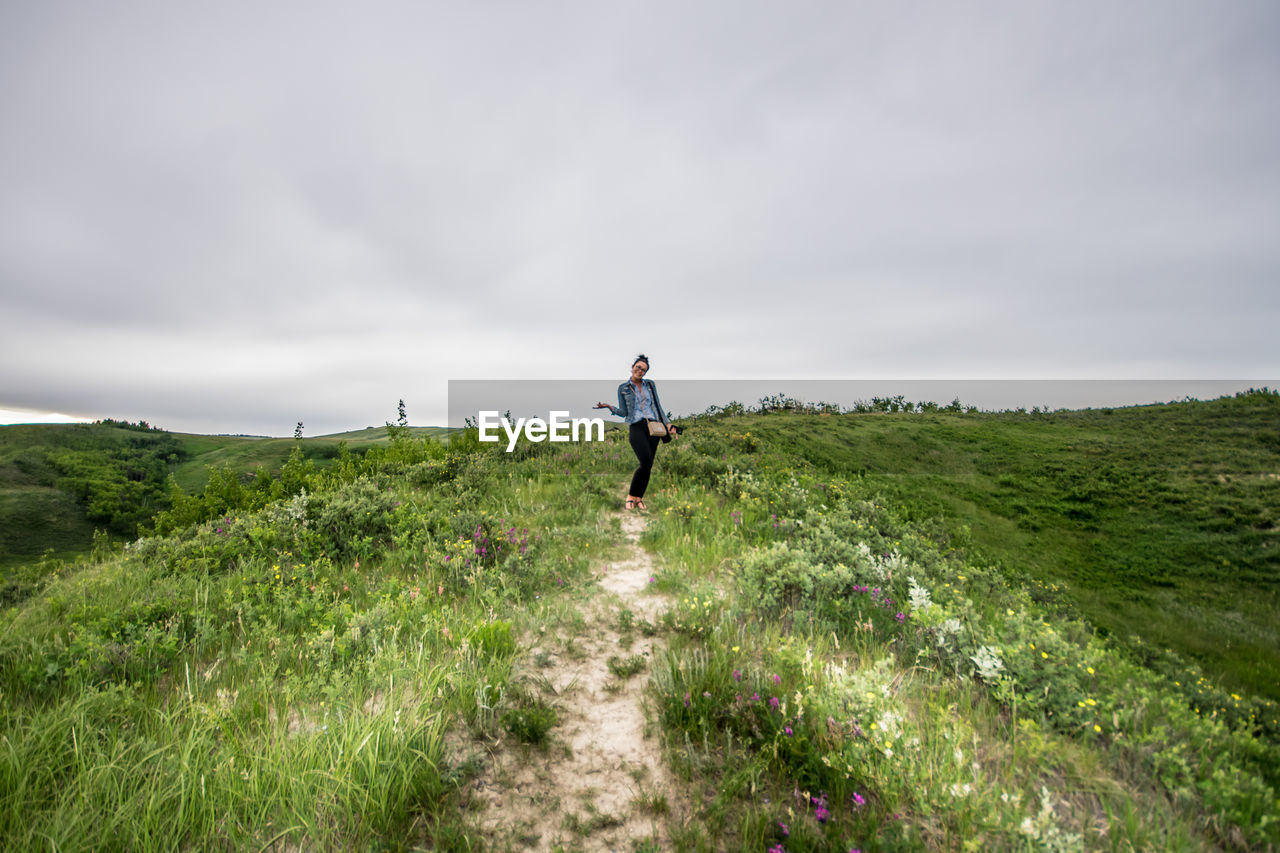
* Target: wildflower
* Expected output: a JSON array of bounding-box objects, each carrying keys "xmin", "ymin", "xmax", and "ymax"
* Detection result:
[
  {"xmin": 1093, "ymin": 724, "xmax": 1102, "ymax": 732},
  {"xmin": 784, "ymin": 726, "xmax": 793, "ymax": 736},
  {"xmin": 1087, "ymin": 666, "xmax": 1095, "ymax": 674},
  {"xmin": 733, "ymin": 669, "xmax": 742, "ymax": 682},
  {"xmin": 769, "ymin": 696, "xmax": 780, "ymax": 710},
  {"xmin": 773, "ymin": 673, "xmax": 782, "ymax": 685},
  {"xmin": 778, "ymin": 821, "xmax": 789, "ymax": 837},
  {"xmin": 732, "ymin": 645, "xmax": 740, "ymax": 653},
  {"xmin": 895, "ymin": 612, "xmax": 905, "ymax": 623},
  {"xmin": 852, "ymin": 791, "xmax": 866, "ymax": 807},
  {"xmin": 683, "ymin": 693, "xmax": 690, "ymax": 708}
]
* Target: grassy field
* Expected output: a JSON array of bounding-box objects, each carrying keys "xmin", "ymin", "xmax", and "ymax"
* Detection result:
[
  {"xmin": 0, "ymin": 422, "xmax": 452, "ymax": 568},
  {"xmin": 697, "ymin": 394, "xmax": 1280, "ymax": 702},
  {"xmin": 0, "ymin": 397, "xmax": 1276, "ymax": 850}
]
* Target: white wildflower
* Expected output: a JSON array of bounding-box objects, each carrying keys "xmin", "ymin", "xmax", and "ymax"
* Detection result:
[
  {"xmin": 908, "ymin": 576, "xmax": 933, "ymax": 611},
  {"xmin": 970, "ymin": 645, "xmax": 1005, "ymax": 682}
]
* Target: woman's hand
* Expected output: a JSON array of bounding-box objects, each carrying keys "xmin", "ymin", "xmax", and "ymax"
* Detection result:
[{"xmin": 593, "ymin": 402, "xmax": 611, "ymax": 409}]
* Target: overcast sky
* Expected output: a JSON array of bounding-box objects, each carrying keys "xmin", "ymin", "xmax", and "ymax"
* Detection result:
[{"xmin": 2, "ymin": 1, "xmax": 1277, "ymax": 435}]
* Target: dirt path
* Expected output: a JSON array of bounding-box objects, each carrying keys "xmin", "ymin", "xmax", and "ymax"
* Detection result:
[{"xmin": 471, "ymin": 508, "xmax": 677, "ymax": 851}]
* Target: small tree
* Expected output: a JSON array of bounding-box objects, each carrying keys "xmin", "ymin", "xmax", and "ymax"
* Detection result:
[
  {"xmin": 294, "ymin": 421, "xmax": 304, "ymax": 440},
  {"xmin": 397, "ymin": 399, "xmax": 408, "ymax": 428}
]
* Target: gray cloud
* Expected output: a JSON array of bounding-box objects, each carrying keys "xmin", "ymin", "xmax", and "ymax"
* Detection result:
[{"xmin": 2, "ymin": 1, "xmax": 1278, "ymax": 434}]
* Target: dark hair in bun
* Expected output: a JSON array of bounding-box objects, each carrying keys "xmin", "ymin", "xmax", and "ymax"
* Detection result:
[{"xmin": 633, "ymin": 353, "xmax": 649, "ymax": 368}]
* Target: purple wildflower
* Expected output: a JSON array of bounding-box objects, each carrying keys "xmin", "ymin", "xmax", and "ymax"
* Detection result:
[
  {"xmin": 852, "ymin": 792, "xmax": 866, "ymax": 808},
  {"xmin": 769, "ymin": 696, "xmax": 780, "ymax": 710},
  {"xmin": 778, "ymin": 821, "xmax": 789, "ymax": 837},
  {"xmin": 773, "ymin": 673, "xmax": 782, "ymax": 685},
  {"xmin": 733, "ymin": 669, "xmax": 742, "ymax": 682},
  {"xmin": 784, "ymin": 726, "xmax": 793, "ymax": 736}
]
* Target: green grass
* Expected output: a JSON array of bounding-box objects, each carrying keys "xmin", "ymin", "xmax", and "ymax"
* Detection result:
[
  {"xmin": 641, "ymin": 399, "xmax": 1279, "ymax": 848},
  {"xmin": 0, "ymin": 422, "xmax": 456, "ymax": 569},
  {"xmin": 688, "ymin": 394, "xmax": 1280, "ymax": 701},
  {"xmin": 1, "ymin": 395, "xmax": 1276, "ymax": 850},
  {"xmin": 0, "ymin": 432, "xmax": 623, "ymax": 849},
  {"xmin": 167, "ymin": 426, "xmax": 452, "ymax": 492}
]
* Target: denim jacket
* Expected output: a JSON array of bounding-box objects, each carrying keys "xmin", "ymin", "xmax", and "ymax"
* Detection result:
[{"xmin": 609, "ymin": 379, "xmax": 670, "ymax": 427}]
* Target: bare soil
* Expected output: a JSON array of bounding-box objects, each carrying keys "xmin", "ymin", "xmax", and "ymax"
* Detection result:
[{"xmin": 469, "ymin": 508, "xmax": 679, "ymax": 851}]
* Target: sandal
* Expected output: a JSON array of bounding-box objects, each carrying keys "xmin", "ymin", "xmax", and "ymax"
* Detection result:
[
  {"xmin": 634, "ymin": 499, "xmax": 647, "ymax": 511},
  {"xmin": 625, "ymin": 498, "xmax": 639, "ymax": 510}
]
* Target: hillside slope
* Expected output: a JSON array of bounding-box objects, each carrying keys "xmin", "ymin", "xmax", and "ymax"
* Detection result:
[
  {"xmin": 0, "ymin": 398, "xmax": 1276, "ymax": 849},
  {"xmin": 0, "ymin": 421, "xmax": 450, "ymax": 568}
]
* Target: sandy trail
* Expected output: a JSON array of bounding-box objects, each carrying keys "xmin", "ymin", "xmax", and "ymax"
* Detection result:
[{"xmin": 471, "ymin": 509, "xmax": 677, "ymax": 851}]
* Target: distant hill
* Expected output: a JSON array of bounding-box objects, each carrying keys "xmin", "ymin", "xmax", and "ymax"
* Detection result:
[{"xmin": 0, "ymin": 421, "xmax": 451, "ymax": 569}]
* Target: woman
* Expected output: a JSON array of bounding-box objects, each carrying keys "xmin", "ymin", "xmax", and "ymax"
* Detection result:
[{"xmin": 594, "ymin": 353, "xmax": 677, "ymax": 510}]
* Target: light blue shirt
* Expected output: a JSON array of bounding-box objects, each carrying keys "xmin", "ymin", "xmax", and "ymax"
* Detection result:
[
  {"xmin": 630, "ymin": 381, "xmax": 659, "ymax": 423},
  {"xmin": 609, "ymin": 379, "xmax": 667, "ymax": 426}
]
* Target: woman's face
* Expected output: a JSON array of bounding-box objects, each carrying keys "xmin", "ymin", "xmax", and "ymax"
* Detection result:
[{"xmin": 630, "ymin": 361, "xmax": 649, "ymax": 382}]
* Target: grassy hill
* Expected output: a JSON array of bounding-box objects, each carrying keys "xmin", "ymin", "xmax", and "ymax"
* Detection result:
[
  {"xmin": 0, "ymin": 396, "xmax": 1276, "ymax": 850},
  {"xmin": 167, "ymin": 426, "xmax": 451, "ymax": 492},
  {"xmin": 701, "ymin": 394, "xmax": 1280, "ymax": 702},
  {"xmin": 0, "ymin": 421, "xmax": 452, "ymax": 565}
]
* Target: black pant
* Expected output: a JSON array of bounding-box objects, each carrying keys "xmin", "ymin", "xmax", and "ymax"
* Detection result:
[{"xmin": 628, "ymin": 420, "xmax": 662, "ymax": 498}]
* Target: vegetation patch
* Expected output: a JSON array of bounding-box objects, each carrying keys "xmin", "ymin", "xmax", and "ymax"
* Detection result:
[{"xmin": 1, "ymin": 392, "xmax": 1277, "ymax": 849}]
